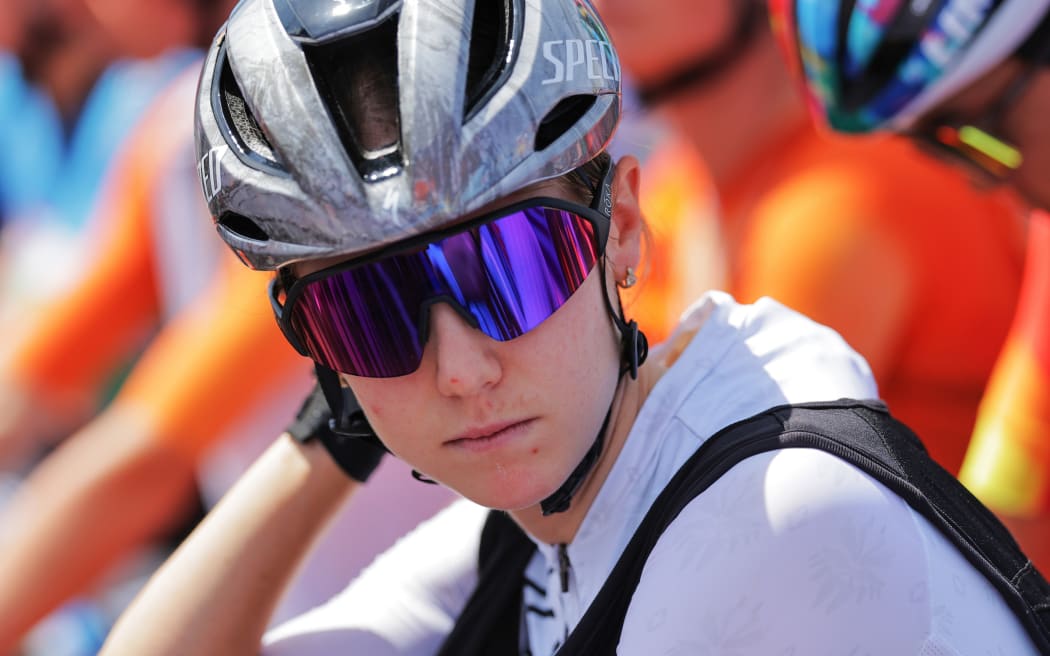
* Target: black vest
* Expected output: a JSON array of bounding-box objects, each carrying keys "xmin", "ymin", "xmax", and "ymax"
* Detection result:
[{"xmin": 437, "ymin": 400, "xmax": 1050, "ymax": 655}]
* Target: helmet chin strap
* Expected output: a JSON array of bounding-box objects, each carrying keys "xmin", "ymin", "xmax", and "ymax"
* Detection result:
[
  {"xmin": 314, "ymin": 363, "xmax": 388, "ymax": 450},
  {"xmin": 539, "ymin": 260, "xmax": 649, "ymax": 516},
  {"xmin": 538, "ymin": 391, "xmax": 616, "ymax": 515}
]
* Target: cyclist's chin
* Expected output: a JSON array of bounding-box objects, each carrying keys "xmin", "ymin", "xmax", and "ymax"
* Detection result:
[{"xmin": 447, "ymin": 461, "xmax": 574, "ymax": 512}]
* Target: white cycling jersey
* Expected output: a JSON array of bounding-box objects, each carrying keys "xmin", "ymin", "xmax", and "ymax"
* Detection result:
[{"xmin": 262, "ymin": 292, "xmax": 1038, "ymax": 655}]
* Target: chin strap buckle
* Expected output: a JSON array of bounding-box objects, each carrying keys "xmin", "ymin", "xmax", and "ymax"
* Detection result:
[{"xmin": 621, "ymin": 319, "xmax": 649, "ymax": 380}]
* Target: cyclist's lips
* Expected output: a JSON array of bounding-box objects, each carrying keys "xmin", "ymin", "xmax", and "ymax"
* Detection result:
[{"xmin": 446, "ymin": 418, "xmax": 537, "ymax": 453}]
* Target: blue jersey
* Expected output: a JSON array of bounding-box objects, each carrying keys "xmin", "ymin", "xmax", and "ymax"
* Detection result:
[{"xmin": 0, "ymin": 49, "xmax": 197, "ymax": 232}]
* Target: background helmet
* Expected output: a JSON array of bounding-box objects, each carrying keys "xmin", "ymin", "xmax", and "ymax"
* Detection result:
[
  {"xmin": 195, "ymin": 0, "xmax": 622, "ymax": 270},
  {"xmin": 770, "ymin": 0, "xmax": 1050, "ymax": 134}
]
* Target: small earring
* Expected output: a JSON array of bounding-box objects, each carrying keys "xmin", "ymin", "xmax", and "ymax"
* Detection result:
[{"xmin": 617, "ymin": 267, "xmax": 637, "ymax": 289}]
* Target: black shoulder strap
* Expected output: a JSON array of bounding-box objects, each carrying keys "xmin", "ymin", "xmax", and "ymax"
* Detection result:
[
  {"xmin": 436, "ymin": 509, "xmax": 534, "ymax": 656},
  {"xmin": 440, "ymin": 400, "xmax": 1050, "ymax": 655},
  {"xmin": 835, "ymin": 402, "xmax": 1050, "ymax": 647},
  {"xmin": 557, "ymin": 399, "xmax": 1050, "ymax": 654}
]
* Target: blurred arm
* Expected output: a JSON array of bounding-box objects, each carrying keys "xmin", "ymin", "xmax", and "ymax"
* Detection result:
[
  {"xmin": 0, "ymin": 259, "xmax": 309, "ymax": 650},
  {"xmin": 0, "ymin": 140, "xmax": 162, "ymax": 467},
  {"xmin": 101, "ymin": 434, "xmax": 355, "ymax": 656},
  {"xmin": 0, "ymin": 405, "xmax": 198, "ymax": 651}
]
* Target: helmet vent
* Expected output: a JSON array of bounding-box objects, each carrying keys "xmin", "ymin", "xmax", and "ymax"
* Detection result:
[
  {"xmin": 304, "ymin": 16, "xmax": 404, "ymax": 183},
  {"xmin": 464, "ymin": 0, "xmax": 517, "ymax": 122},
  {"xmin": 535, "ymin": 95, "xmax": 597, "ymax": 152},
  {"xmin": 218, "ymin": 52, "xmax": 284, "ymax": 170},
  {"xmin": 218, "ymin": 212, "xmax": 270, "ymax": 242}
]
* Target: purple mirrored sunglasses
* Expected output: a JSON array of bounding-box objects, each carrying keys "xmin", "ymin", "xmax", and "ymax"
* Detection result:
[{"xmin": 270, "ymin": 162, "xmax": 614, "ymax": 378}]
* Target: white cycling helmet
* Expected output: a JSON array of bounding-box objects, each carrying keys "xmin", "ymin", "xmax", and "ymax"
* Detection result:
[
  {"xmin": 195, "ymin": 0, "xmax": 621, "ymax": 270},
  {"xmin": 771, "ymin": 0, "xmax": 1050, "ymax": 133}
]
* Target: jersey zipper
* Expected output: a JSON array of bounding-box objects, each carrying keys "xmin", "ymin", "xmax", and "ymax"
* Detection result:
[{"xmin": 557, "ymin": 543, "xmax": 571, "ymax": 593}]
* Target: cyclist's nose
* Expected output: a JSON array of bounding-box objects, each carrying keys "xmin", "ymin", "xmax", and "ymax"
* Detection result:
[{"xmin": 426, "ymin": 303, "xmax": 502, "ymax": 397}]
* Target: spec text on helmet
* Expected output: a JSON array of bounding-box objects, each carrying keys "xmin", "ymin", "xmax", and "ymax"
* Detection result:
[{"xmin": 542, "ymin": 39, "xmax": 618, "ymax": 85}]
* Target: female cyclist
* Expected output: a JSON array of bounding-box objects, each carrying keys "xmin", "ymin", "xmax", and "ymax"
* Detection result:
[{"xmin": 101, "ymin": 0, "xmax": 1042, "ymax": 653}]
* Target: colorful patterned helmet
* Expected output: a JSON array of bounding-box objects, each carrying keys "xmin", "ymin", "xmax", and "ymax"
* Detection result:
[
  {"xmin": 195, "ymin": 0, "xmax": 622, "ymax": 270},
  {"xmin": 770, "ymin": 0, "xmax": 1050, "ymax": 134}
]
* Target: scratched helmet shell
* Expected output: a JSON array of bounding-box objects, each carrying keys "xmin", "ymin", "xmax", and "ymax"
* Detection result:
[
  {"xmin": 770, "ymin": 0, "xmax": 1050, "ymax": 134},
  {"xmin": 195, "ymin": 0, "xmax": 621, "ymax": 270}
]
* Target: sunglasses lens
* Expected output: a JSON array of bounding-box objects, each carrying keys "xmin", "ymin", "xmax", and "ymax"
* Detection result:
[
  {"xmin": 289, "ymin": 256, "xmax": 430, "ymax": 378},
  {"xmin": 286, "ymin": 206, "xmax": 600, "ymax": 377}
]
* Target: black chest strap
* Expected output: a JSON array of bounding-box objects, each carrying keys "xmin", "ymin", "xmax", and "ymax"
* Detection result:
[
  {"xmin": 435, "ymin": 509, "xmax": 533, "ymax": 656},
  {"xmin": 439, "ymin": 399, "xmax": 1050, "ymax": 655}
]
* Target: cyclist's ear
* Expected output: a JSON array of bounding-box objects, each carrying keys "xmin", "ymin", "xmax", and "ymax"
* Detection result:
[{"xmin": 608, "ymin": 155, "xmax": 643, "ymax": 279}]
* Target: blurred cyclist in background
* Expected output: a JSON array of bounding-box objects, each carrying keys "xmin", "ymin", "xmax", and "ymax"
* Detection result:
[
  {"xmin": 0, "ymin": 2, "xmax": 221, "ymax": 649},
  {"xmin": 0, "ymin": 2, "xmax": 461, "ymax": 653},
  {"xmin": 0, "ymin": 0, "xmax": 195, "ymax": 319},
  {"xmin": 771, "ymin": 0, "xmax": 1050, "ymax": 570},
  {"xmin": 594, "ymin": 0, "xmax": 1027, "ymax": 476}
]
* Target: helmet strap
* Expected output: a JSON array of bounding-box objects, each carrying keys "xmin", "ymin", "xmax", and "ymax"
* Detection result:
[
  {"xmin": 411, "ymin": 469, "xmax": 439, "ymax": 485},
  {"xmin": 538, "ymin": 256, "xmax": 648, "ymax": 516},
  {"xmin": 598, "ymin": 256, "xmax": 650, "ymax": 380},
  {"xmin": 313, "ymin": 363, "xmax": 389, "ymax": 452},
  {"xmin": 540, "ymin": 393, "xmax": 616, "ymax": 516}
]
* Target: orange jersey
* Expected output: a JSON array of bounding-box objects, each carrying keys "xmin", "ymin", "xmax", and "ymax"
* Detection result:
[
  {"xmin": 959, "ymin": 211, "xmax": 1050, "ymax": 515},
  {"xmin": 614, "ymin": 117, "xmax": 725, "ymax": 344},
  {"xmin": 6, "ymin": 66, "xmax": 311, "ymax": 461},
  {"xmin": 721, "ymin": 123, "xmax": 1027, "ymax": 474}
]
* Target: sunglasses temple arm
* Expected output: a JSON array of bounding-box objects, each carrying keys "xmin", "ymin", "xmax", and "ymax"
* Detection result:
[
  {"xmin": 586, "ymin": 157, "xmax": 616, "ymax": 250},
  {"xmin": 268, "ymin": 277, "xmax": 311, "ymax": 357}
]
